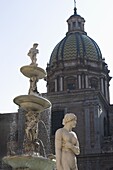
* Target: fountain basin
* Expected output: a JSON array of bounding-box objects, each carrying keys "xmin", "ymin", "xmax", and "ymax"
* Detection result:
[
  {"xmin": 20, "ymin": 65, "xmax": 46, "ymax": 79},
  {"xmin": 13, "ymin": 95, "xmax": 51, "ymax": 112},
  {"xmin": 3, "ymin": 155, "xmax": 56, "ymax": 170}
]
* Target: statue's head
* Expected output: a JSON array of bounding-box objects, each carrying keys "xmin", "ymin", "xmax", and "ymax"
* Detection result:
[
  {"xmin": 33, "ymin": 43, "xmax": 38, "ymax": 48},
  {"xmin": 62, "ymin": 113, "xmax": 77, "ymax": 125}
]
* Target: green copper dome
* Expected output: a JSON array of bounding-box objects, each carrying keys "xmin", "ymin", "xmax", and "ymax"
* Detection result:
[{"xmin": 49, "ymin": 9, "xmax": 102, "ymax": 66}]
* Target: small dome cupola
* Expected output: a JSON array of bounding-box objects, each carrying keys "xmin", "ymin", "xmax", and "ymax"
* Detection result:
[
  {"xmin": 67, "ymin": 6, "xmax": 85, "ymax": 34},
  {"xmin": 48, "ymin": 1, "xmax": 103, "ymax": 66}
]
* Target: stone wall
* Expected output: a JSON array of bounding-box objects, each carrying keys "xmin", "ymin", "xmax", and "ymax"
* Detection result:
[
  {"xmin": 0, "ymin": 112, "xmax": 18, "ymax": 170},
  {"xmin": 78, "ymin": 153, "xmax": 113, "ymax": 170}
]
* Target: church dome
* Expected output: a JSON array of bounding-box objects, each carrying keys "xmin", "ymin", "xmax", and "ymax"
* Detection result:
[{"xmin": 49, "ymin": 8, "xmax": 102, "ymax": 66}]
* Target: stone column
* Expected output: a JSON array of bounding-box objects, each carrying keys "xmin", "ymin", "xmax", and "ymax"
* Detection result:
[
  {"xmin": 60, "ymin": 77, "xmax": 63, "ymax": 91},
  {"xmin": 85, "ymin": 74, "xmax": 88, "ymax": 88},
  {"xmin": 55, "ymin": 79, "xmax": 57, "ymax": 92},
  {"xmin": 94, "ymin": 105, "xmax": 101, "ymax": 152},
  {"xmin": 78, "ymin": 75, "xmax": 81, "ymax": 89},
  {"xmin": 82, "ymin": 74, "xmax": 85, "ymax": 88},
  {"xmin": 101, "ymin": 78, "xmax": 104, "ymax": 94},
  {"xmin": 105, "ymin": 80, "xmax": 108, "ymax": 101},
  {"xmin": 76, "ymin": 21, "xmax": 78, "ymax": 28},
  {"xmin": 108, "ymin": 83, "xmax": 110, "ymax": 103}
]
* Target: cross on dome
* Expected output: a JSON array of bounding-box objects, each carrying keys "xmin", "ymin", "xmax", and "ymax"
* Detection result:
[{"xmin": 74, "ymin": 0, "xmax": 76, "ymax": 8}]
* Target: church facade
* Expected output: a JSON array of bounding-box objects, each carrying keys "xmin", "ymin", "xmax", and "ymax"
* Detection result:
[{"xmin": 46, "ymin": 6, "xmax": 113, "ymax": 170}]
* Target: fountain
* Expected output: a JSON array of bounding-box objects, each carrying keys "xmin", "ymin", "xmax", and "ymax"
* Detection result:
[{"xmin": 3, "ymin": 43, "xmax": 56, "ymax": 170}]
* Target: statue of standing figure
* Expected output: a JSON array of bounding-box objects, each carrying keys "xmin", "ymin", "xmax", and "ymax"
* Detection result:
[
  {"xmin": 25, "ymin": 111, "xmax": 38, "ymax": 142},
  {"xmin": 55, "ymin": 113, "xmax": 80, "ymax": 170},
  {"xmin": 28, "ymin": 76, "xmax": 39, "ymax": 95},
  {"xmin": 27, "ymin": 43, "xmax": 39, "ymax": 66}
]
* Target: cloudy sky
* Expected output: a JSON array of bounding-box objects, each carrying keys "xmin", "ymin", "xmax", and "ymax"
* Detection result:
[{"xmin": 0, "ymin": 0, "xmax": 113, "ymax": 113}]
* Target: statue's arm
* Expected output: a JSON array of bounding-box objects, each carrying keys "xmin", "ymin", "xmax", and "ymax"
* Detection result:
[
  {"xmin": 55, "ymin": 129, "xmax": 63, "ymax": 170},
  {"xmin": 64, "ymin": 133, "xmax": 80, "ymax": 155},
  {"xmin": 71, "ymin": 139, "xmax": 80, "ymax": 155},
  {"xmin": 71, "ymin": 132, "xmax": 80, "ymax": 155}
]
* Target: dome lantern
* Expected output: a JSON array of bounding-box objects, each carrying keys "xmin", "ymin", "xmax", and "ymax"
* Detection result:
[
  {"xmin": 48, "ymin": 3, "xmax": 103, "ymax": 66},
  {"xmin": 67, "ymin": 6, "xmax": 86, "ymax": 35}
]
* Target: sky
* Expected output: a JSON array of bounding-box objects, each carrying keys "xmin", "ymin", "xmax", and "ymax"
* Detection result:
[{"xmin": 0, "ymin": 0, "xmax": 113, "ymax": 113}]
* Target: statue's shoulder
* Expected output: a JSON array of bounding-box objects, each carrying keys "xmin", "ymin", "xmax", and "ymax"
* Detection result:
[
  {"xmin": 55, "ymin": 128, "xmax": 63, "ymax": 136},
  {"xmin": 56, "ymin": 128, "xmax": 63, "ymax": 133}
]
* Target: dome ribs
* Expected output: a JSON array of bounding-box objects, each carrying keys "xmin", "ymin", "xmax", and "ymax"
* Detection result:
[
  {"xmin": 75, "ymin": 33, "xmax": 80, "ymax": 57},
  {"xmin": 79, "ymin": 33, "xmax": 86, "ymax": 58},
  {"xmin": 89, "ymin": 37, "xmax": 102, "ymax": 60},
  {"xmin": 61, "ymin": 36, "xmax": 68, "ymax": 62},
  {"xmin": 56, "ymin": 38, "xmax": 65, "ymax": 63}
]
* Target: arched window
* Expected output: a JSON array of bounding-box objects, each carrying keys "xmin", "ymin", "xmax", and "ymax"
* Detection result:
[
  {"xmin": 50, "ymin": 81, "xmax": 55, "ymax": 92},
  {"xmin": 66, "ymin": 77, "xmax": 77, "ymax": 91},
  {"xmin": 89, "ymin": 77, "xmax": 98, "ymax": 89}
]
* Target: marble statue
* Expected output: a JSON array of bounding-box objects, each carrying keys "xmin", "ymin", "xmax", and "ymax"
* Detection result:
[
  {"xmin": 24, "ymin": 111, "xmax": 39, "ymax": 154},
  {"xmin": 28, "ymin": 76, "xmax": 39, "ymax": 95},
  {"xmin": 3, "ymin": 43, "xmax": 55, "ymax": 170},
  {"xmin": 55, "ymin": 113, "xmax": 80, "ymax": 170},
  {"xmin": 27, "ymin": 43, "xmax": 39, "ymax": 65},
  {"xmin": 25, "ymin": 111, "xmax": 38, "ymax": 142}
]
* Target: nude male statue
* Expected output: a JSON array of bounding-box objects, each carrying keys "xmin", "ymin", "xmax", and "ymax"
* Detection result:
[{"xmin": 27, "ymin": 43, "xmax": 39, "ymax": 65}]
